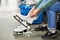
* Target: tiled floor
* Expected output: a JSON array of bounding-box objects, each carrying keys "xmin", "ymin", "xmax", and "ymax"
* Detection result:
[{"xmin": 0, "ymin": 10, "xmax": 60, "ymax": 40}]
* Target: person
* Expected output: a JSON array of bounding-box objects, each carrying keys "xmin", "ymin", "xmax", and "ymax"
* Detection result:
[{"xmin": 28, "ymin": 0, "xmax": 60, "ymax": 39}]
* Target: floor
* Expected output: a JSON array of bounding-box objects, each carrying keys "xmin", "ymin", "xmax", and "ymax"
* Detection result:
[{"xmin": 0, "ymin": 10, "xmax": 60, "ymax": 40}]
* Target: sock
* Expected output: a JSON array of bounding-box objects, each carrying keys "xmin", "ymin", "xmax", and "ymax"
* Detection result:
[{"xmin": 49, "ymin": 29, "xmax": 56, "ymax": 33}]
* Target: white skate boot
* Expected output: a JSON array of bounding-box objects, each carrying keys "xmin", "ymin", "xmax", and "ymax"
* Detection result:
[
  {"xmin": 13, "ymin": 25, "xmax": 28, "ymax": 34},
  {"xmin": 13, "ymin": 15, "xmax": 36, "ymax": 37},
  {"xmin": 13, "ymin": 16, "xmax": 30, "ymax": 34}
]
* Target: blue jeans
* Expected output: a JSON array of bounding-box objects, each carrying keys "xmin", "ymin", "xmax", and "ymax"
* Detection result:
[{"xmin": 37, "ymin": 1, "xmax": 60, "ymax": 29}]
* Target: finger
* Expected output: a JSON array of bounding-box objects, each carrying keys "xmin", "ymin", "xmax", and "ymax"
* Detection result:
[{"xmin": 30, "ymin": 14, "xmax": 36, "ymax": 18}]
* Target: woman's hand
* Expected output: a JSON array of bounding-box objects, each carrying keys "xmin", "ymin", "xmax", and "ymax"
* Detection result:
[
  {"xmin": 28, "ymin": 7, "xmax": 35, "ymax": 16},
  {"xmin": 30, "ymin": 9, "xmax": 40, "ymax": 17}
]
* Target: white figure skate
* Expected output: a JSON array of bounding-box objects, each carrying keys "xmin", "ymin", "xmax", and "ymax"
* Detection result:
[
  {"xmin": 13, "ymin": 15, "xmax": 36, "ymax": 37},
  {"xmin": 13, "ymin": 15, "xmax": 30, "ymax": 34},
  {"xmin": 13, "ymin": 25, "xmax": 27, "ymax": 34}
]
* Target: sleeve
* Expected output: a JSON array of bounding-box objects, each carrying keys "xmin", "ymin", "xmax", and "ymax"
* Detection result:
[
  {"xmin": 36, "ymin": 0, "xmax": 58, "ymax": 11},
  {"xmin": 34, "ymin": 0, "xmax": 43, "ymax": 9}
]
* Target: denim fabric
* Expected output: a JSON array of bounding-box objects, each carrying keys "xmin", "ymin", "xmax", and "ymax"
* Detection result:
[
  {"xmin": 47, "ymin": 2, "xmax": 60, "ymax": 29},
  {"xmin": 37, "ymin": 1, "xmax": 60, "ymax": 29}
]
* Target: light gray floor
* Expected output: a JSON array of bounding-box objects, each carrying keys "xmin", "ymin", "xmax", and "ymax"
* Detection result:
[
  {"xmin": 0, "ymin": 10, "xmax": 60, "ymax": 40},
  {"xmin": 0, "ymin": 10, "xmax": 43, "ymax": 40}
]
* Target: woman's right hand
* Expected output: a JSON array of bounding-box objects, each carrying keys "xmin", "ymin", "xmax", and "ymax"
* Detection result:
[{"xmin": 28, "ymin": 7, "xmax": 35, "ymax": 16}]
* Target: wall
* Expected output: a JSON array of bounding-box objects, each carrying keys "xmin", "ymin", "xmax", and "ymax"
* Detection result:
[{"xmin": 0, "ymin": 0, "xmax": 18, "ymax": 12}]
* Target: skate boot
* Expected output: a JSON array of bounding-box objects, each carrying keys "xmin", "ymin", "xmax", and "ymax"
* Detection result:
[
  {"xmin": 13, "ymin": 15, "xmax": 30, "ymax": 34},
  {"xmin": 13, "ymin": 25, "xmax": 28, "ymax": 34},
  {"xmin": 14, "ymin": 15, "xmax": 30, "ymax": 25},
  {"xmin": 13, "ymin": 15, "xmax": 36, "ymax": 37}
]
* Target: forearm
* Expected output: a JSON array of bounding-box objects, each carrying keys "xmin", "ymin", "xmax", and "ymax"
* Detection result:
[
  {"xmin": 37, "ymin": 0, "xmax": 58, "ymax": 11},
  {"xmin": 34, "ymin": 0, "xmax": 43, "ymax": 9}
]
